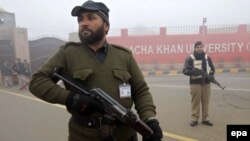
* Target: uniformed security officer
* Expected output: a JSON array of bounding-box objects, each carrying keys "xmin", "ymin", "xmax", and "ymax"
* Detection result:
[
  {"xmin": 29, "ymin": 1, "xmax": 163, "ymax": 141},
  {"xmin": 183, "ymin": 41, "xmax": 215, "ymax": 127}
]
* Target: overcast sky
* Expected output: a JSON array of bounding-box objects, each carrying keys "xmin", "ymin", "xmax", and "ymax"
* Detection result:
[{"xmin": 1, "ymin": 0, "xmax": 250, "ymax": 39}]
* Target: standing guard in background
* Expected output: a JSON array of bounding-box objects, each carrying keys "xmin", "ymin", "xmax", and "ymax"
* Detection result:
[
  {"xmin": 183, "ymin": 41, "xmax": 215, "ymax": 127},
  {"xmin": 0, "ymin": 60, "xmax": 13, "ymax": 88},
  {"xmin": 13, "ymin": 58, "xmax": 29, "ymax": 89},
  {"xmin": 23, "ymin": 59, "xmax": 31, "ymax": 78},
  {"xmin": 29, "ymin": 1, "xmax": 163, "ymax": 141}
]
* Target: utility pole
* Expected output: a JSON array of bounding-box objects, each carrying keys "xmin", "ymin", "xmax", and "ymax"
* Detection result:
[{"xmin": 202, "ymin": 17, "xmax": 207, "ymax": 36}]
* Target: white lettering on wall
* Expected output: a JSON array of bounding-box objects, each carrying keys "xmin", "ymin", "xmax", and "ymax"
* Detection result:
[
  {"xmin": 129, "ymin": 45, "xmax": 154, "ymax": 54},
  {"xmin": 128, "ymin": 42, "xmax": 249, "ymax": 55},
  {"xmin": 238, "ymin": 43, "xmax": 244, "ymax": 52},
  {"xmin": 247, "ymin": 43, "xmax": 250, "ymax": 52}
]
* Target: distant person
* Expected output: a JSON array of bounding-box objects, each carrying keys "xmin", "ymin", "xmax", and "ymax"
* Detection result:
[
  {"xmin": 12, "ymin": 58, "xmax": 27, "ymax": 89},
  {"xmin": 29, "ymin": 1, "xmax": 162, "ymax": 141},
  {"xmin": 183, "ymin": 41, "xmax": 215, "ymax": 127},
  {"xmin": 23, "ymin": 59, "xmax": 31, "ymax": 78},
  {"xmin": 1, "ymin": 61, "xmax": 13, "ymax": 88}
]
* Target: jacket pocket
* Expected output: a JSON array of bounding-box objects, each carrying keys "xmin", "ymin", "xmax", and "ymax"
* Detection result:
[
  {"xmin": 112, "ymin": 69, "xmax": 131, "ymax": 82},
  {"xmin": 72, "ymin": 68, "xmax": 93, "ymax": 81}
]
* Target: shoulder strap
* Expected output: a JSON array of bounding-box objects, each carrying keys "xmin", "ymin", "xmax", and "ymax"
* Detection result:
[
  {"xmin": 109, "ymin": 44, "xmax": 132, "ymax": 54},
  {"xmin": 63, "ymin": 42, "xmax": 82, "ymax": 49},
  {"xmin": 205, "ymin": 54, "xmax": 208, "ymax": 60},
  {"xmin": 190, "ymin": 54, "xmax": 195, "ymax": 60}
]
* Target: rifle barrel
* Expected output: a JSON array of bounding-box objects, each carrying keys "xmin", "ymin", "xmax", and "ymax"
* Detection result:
[{"xmin": 53, "ymin": 72, "xmax": 90, "ymax": 95}]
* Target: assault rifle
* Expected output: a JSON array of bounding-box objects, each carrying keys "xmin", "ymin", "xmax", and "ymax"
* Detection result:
[
  {"xmin": 187, "ymin": 65, "xmax": 226, "ymax": 90},
  {"xmin": 200, "ymin": 70, "xmax": 226, "ymax": 90},
  {"xmin": 52, "ymin": 70, "xmax": 154, "ymax": 138}
]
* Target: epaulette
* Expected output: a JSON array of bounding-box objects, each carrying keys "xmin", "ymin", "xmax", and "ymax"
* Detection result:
[
  {"xmin": 110, "ymin": 44, "xmax": 132, "ymax": 54},
  {"xmin": 62, "ymin": 42, "xmax": 82, "ymax": 49}
]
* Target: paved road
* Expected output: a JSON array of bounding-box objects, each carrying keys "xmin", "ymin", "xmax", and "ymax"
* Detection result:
[{"xmin": 0, "ymin": 73, "xmax": 250, "ymax": 141}]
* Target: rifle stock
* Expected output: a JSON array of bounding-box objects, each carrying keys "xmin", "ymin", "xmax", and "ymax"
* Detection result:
[{"xmin": 52, "ymin": 71, "xmax": 154, "ymax": 137}]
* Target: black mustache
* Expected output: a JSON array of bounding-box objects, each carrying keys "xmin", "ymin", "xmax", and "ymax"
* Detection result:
[{"xmin": 81, "ymin": 28, "xmax": 91, "ymax": 32}]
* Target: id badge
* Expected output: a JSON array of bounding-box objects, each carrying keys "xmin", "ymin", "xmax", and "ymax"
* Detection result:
[{"xmin": 119, "ymin": 83, "xmax": 131, "ymax": 98}]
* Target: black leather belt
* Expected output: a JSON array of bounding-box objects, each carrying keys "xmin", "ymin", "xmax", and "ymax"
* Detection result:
[{"xmin": 72, "ymin": 116, "xmax": 102, "ymax": 128}]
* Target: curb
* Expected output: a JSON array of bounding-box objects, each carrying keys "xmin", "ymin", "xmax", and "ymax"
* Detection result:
[{"xmin": 142, "ymin": 68, "xmax": 250, "ymax": 77}]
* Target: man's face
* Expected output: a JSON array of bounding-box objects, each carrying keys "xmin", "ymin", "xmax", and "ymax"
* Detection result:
[
  {"xmin": 194, "ymin": 44, "xmax": 204, "ymax": 54},
  {"xmin": 78, "ymin": 11, "xmax": 109, "ymax": 44}
]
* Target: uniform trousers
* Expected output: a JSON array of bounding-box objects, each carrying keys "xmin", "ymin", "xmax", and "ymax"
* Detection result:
[{"xmin": 190, "ymin": 84, "xmax": 211, "ymax": 121}]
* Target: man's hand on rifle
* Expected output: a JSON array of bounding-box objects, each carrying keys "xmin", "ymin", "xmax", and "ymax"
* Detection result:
[
  {"xmin": 208, "ymin": 71, "xmax": 215, "ymax": 80},
  {"xmin": 192, "ymin": 69, "xmax": 202, "ymax": 76},
  {"xmin": 208, "ymin": 74, "xmax": 214, "ymax": 81},
  {"xmin": 143, "ymin": 119, "xmax": 163, "ymax": 141},
  {"xmin": 66, "ymin": 92, "xmax": 104, "ymax": 115},
  {"xmin": 201, "ymin": 70, "xmax": 215, "ymax": 81}
]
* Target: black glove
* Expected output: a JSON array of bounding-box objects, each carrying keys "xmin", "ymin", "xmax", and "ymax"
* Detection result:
[
  {"xmin": 192, "ymin": 69, "xmax": 202, "ymax": 76},
  {"xmin": 66, "ymin": 92, "xmax": 104, "ymax": 115},
  {"xmin": 143, "ymin": 119, "xmax": 163, "ymax": 141},
  {"xmin": 208, "ymin": 74, "xmax": 213, "ymax": 79}
]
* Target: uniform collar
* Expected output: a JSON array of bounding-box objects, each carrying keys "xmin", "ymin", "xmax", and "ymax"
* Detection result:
[
  {"xmin": 85, "ymin": 41, "xmax": 108, "ymax": 54},
  {"xmin": 102, "ymin": 42, "xmax": 108, "ymax": 54}
]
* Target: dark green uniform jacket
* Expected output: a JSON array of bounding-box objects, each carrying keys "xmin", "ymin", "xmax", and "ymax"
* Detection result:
[{"xmin": 29, "ymin": 42, "xmax": 156, "ymax": 141}]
